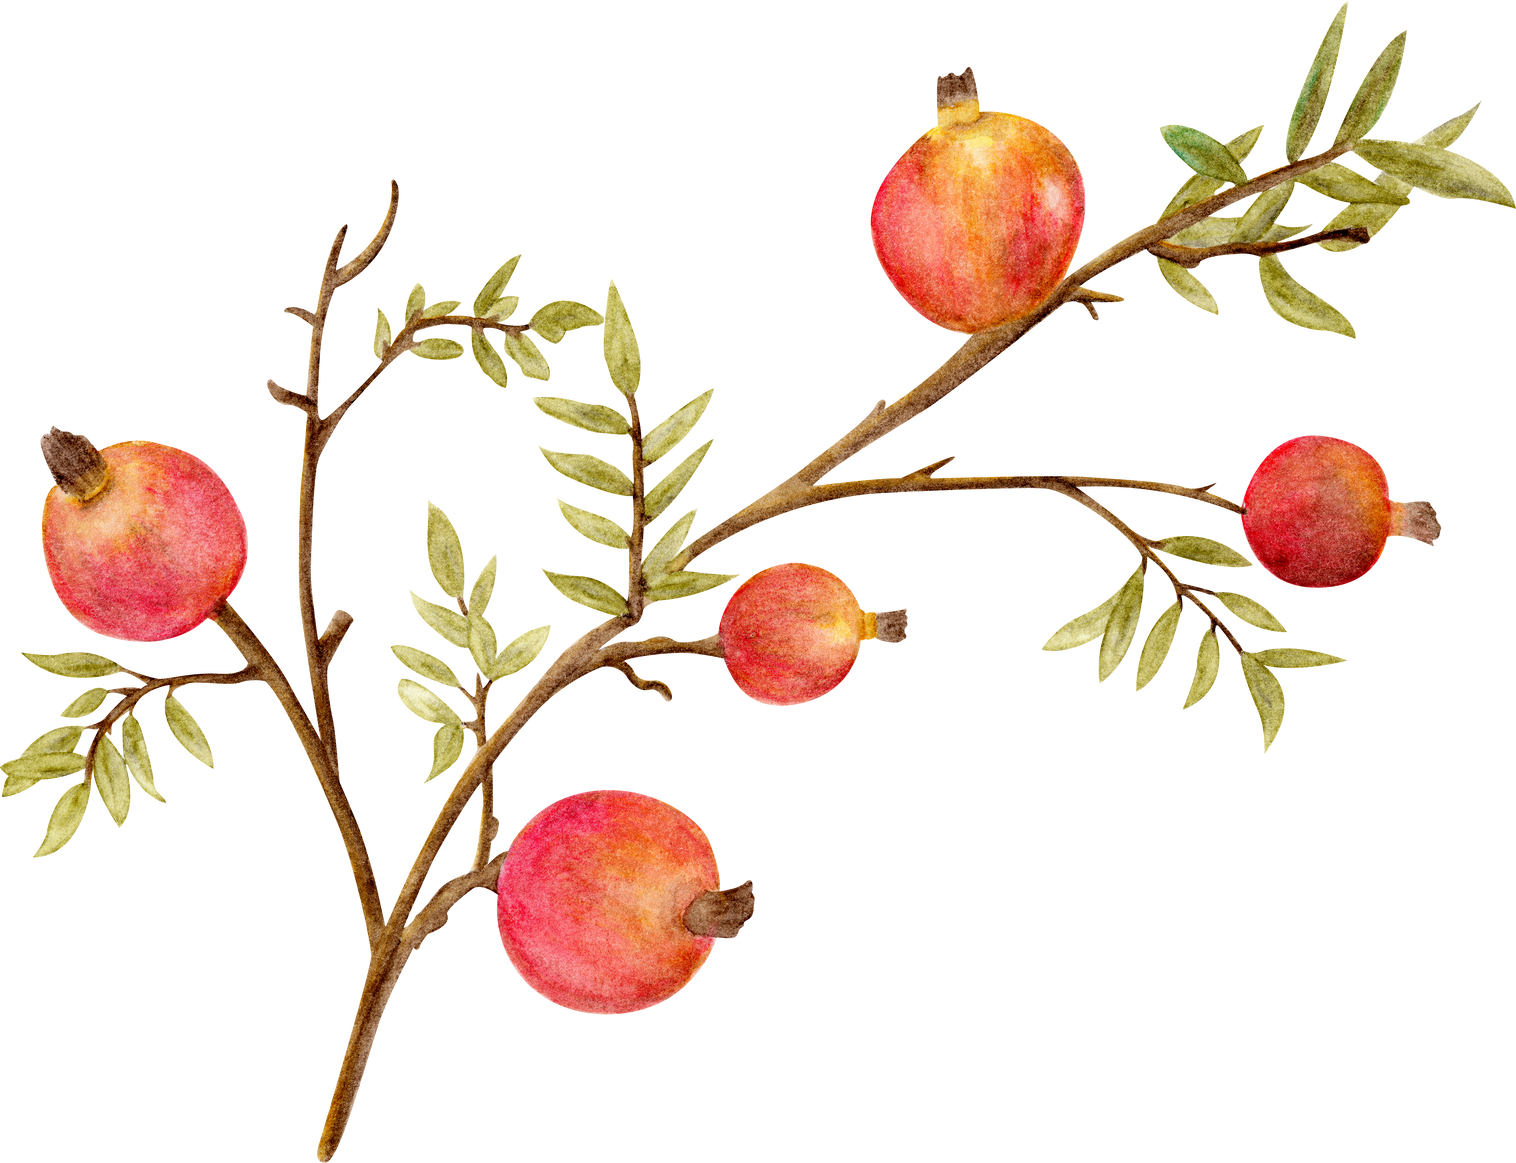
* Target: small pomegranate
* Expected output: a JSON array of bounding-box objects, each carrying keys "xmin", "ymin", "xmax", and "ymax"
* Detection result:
[
  {"xmin": 496, "ymin": 790, "xmax": 753, "ymax": 1014},
  {"xmin": 871, "ymin": 66, "xmax": 1085, "ymax": 333},
  {"xmin": 40, "ymin": 429, "xmax": 248, "ymax": 641},
  {"xmin": 1242, "ymin": 436, "xmax": 1440, "ymax": 588},
  {"xmin": 719, "ymin": 563, "xmax": 906, "ymax": 706}
]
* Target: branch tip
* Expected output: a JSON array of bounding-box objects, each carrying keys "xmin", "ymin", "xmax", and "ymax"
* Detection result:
[
  {"xmin": 319, "ymin": 611, "xmax": 355, "ymax": 661},
  {"xmin": 268, "ymin": 380, "xmax": 315, "ymax": 412},
  {"xmin": 609, "ymin": 660, "xmax": 673, "ymax": 701},
  {"xmin": 285, "ymin": 306, "xmax": 317, "ymax": 325}
]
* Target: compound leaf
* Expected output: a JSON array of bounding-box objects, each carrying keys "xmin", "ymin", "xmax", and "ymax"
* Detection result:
[
  {"xmin": 35, "ymin": 783, "xmax": 89, "ymax": 857},
  {"xmin": 1258, "ymin": 254, "xmax": 1355, "ymax": 337},
  {"xmin": 540, "ymin": 449, "xmax": 633, "ymax": 496},
  {"xmin": 1215, "ymin": 591, "xmax": 1287, "ymax": 632},
  {"xmin": 533, "ymin": 397, "xmax": 630, "ymax": 435},
  {"xmin": 1352, "ymin": 140, "xmax": 1514, "ymax": 207},
  {"xmin": 392, "ymin": 646, "xmax": 461, "ymax": 688},
  {"xmin": 603, "ymin": 282, "xmax": 641, "ymax": 396},
  {"xmin": 1336, "ymin": 31, "xmax": 1406, "ymax": 145},
  {"xmin": 1157, "ymin": 258, "xmax": 1219, "ymax": 314},
  {"xmin": 490, "ymin": 625, "xmax": 551, "ymax": 680},
  {"xmin": 644, "ymin": 440, "xmax": 712, "ymax": 521},
  {"xmin": 1286, "ymin": 4, "xmax": 1347, "ymax": 161},
  {"xmin": 1241, "ymin": 653, "xmax": 1286, "ymax": 750},
  {"xmin": 23, "ymin": 652, "xmax": 119, "ymax": 679},
  {"xmin": 427, "ymin": 503, "xmax": 465, "ymax": 599},
  {"xmin": 1156, "ymin": 536, "xmax": 1252, "ymax": 567},
  {"xmin": 642, "ymin": 390, "xmax": 714, "ymax": 464},
  {"xmin": 121, "ymin": 715, "xmax": 163, "ymax": 802},
  {"xmin": 1098, "ymin": 566, "xmax": 1145, "ymax": 682},
  {"xmin": 645, "ymin": 571, "xmax": 737, "ymax": 603},
  {"xmin": 1161, "ymin": 125, "xmax": 1249, "ymax": 185},
  {"xmin": 1184, "ymin": 630, "xmax": 1221, "ymax": 708},
  {"xmin": 412, "ymin": 593, "xmax": 469, "ymax": 648},
  {"xmin": 95, "ymin": 736, "xmax": 130, "ymax": 826},
  {"xmin": 1136, "ymin": 601, "xmax": 1182, "ymax": 691},
  {"xmin": 559, "ymin": 501, "xmax": 630, "ymax": 549},
  {"xmin": 397, "ymin": 679, "xmax": 461, "ymax": 726},
  {"xmin": 164, "ymin": 695, "xmax": 213, "ymax": 767},
  {"xmin": 642, "ymin": 510, "xmax": 696, "ymax": 582},
  {"xmin": 543, "ymin": 571, "xmax": 628, "ymax": 617}
]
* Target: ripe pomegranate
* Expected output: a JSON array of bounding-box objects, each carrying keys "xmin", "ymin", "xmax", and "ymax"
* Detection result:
[
  {"xmin": 496, "ymin": 790, "xmax": 753, "ymax": 1014},
  {"xmin": 1242, "ymin": 436, "xmax": 1440, "ymax": 588},
  {"xmin": 40, "ymin": 429, "xmax": 248, "ymax": 641},
  {"xmin": 871, "ymin": 66, "xmax": 1085, "ymax": 333},
  {"xmin": 719, "ymin": 563, "xmax": 906, "ymax": 706}
]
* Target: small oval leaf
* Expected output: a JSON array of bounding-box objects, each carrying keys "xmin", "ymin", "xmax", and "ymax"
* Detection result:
[
  {"xmin": 1240, "ymin": 653, "xmax": 1286, "ymax": 751},
  {"xmin": 1161, "ymin": 125, "xmax": 1249, "ymax": 185},
  {"xmin": 543, "ymin": 571, "xmax": 628, "ymax": 617},
  {"xmin": 484, "ymin": 296, "xmax": 519, "ymax": 322},
  {"xmin": 540, "ymin": 449, "xmax": 634, "ymax": 496},
  {"xmin": 405, "ymin": 283, "xmax": 426, "ymax": 322},
  {"xmin": 559, "ymin": 501, "xmax": 630, "ymax": 549},
  {"xmin": 1098, "ymin": 566, "xmax": 1146, "ymax": 682},
  {"xmin": 411, "ymin": 337, "xmax": 464, "ymax": 360},
  {"xmin": 470, "ymin": 557, "xmax": 497, "ymax": 618},
  {"xmin": 121, "ymin": 715, "xmax": 163, "ymax": 802},
  {"xmin": 427, "ymin": 503, "xmax": 465, "ymax": 599},
  {"xmin": 35, "ymin": 783, "xmax": 89, "ymax": 857},
  {"xmin": 501, "ymin": 331, "xmax": 550, "ymax": 380},
  {"xmin": 1286, "ymin": 4, "xmax": 1347, "ymax": 162},
  {"xmin": 529, "ymin": 301, "xmax": 604, "ymax": 344},
  {"xmin": 1156, "ymin": 536, "xmax": 1252, "ymax": 567},
  {"xmin": 642, "ymin": 390, "xmax": 714, "ymax": 464},
  {"xmin": 1042, "ymin": 590, "xmax": 1121, "ymax": 651},
  {"xmin": 603, "ymin": 282, "xmax": 641, "ymax": 396},
  {"xmin": 397, "ymin": 680, "xmax": 461, "ymax": 726},
  {"xmin": 1184, "ymin": 630, "xmax": 1221, "ymax": 709},
  {"xmin": 421, "ymin": 300, "xmax": 461, "ymax": 319},
  {"xmin": 467, "ymin": 612, "xmax": 498, "ymax": 677},
  {"xmin": 1258, "ymin": 255, "xmax": 1355, "ymax": 338},
  {"xmin": 644, "ymin": 440, "xmax": 712, "ymax": 521},
  {"xmin": 426, "ymin": 724, "xmax": 465, "ymax": 782},
  {"xmin": 95, "ymin": 736, "xmax": 130, "ymax": 826},
  {"xmin": 471, "ymin": 330, "xmax": 510, "ymax": 388},
  {"xmin": 1214, "ymin": 592, "xmax": 1287, "ymax": 633},
  {"xmin": 533, "ymin": 397, "xmax": 630, "ymax": 435},
  {"xmin": 164, "ymin": 694, "xmax": 213, "ymax": 767},
  {"xmin": 1250, "ymin": 648, "xmax": 1344, "ymax": 668},
  {"xmin": 412, "ymin": 593, "xmax": 469, "ymax": 648},
  {"xmin": 1136, "ymin": 601, "xmax": 1181, "ymax": 691},
  {"xmin": 473, "ymin": 257, "xmax": 521, "ymax": 316},
  {"xmin": 392, "ymin": 646, "xmax": 461, "ymax": 688},
  {"xmin": 490, "ymin": 626, "xmax": 551, "ymax": 680},
  {"xmin": 644, "ymin": 571, "xmax": 737, "ymax": 603},
  {"xmin": 1336, "ymin": 31, "xmax": 1406, "ymax": 145},
  {"xmin": 374, "ymin": 309, "xmax": 392, "ymax": 359},
  {"xmin": 23, "ymin": 652, "xmax": 119, "ymax": 679},
  {"xmin": 1157, "ymin": 257, "xmax": 1219, "ymax": 314},
  {"xmin": 61, "ymin": 688, "xmax": 108, "ymax": 718}
]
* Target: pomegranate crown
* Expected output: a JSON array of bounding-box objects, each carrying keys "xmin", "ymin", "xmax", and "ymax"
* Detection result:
[{"xmin": 933, "ymin": 64, "xmax": 982, "ymax": 109}]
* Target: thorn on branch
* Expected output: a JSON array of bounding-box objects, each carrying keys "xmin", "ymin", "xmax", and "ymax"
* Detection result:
[
  {"xmin": 1192, "ymin": 482, "xmax": 1216, "ymax": 494},
  {"xmin": 268, "ymin": 380, "xmax": 315, "ymax": 413},
  {"xmin": 319, "ymin": 610, "xmax": 355, "ymax": 662},
  {"xmin": 906, "ymin": 456, "xmax": 955, "ymax": 479},
  {"xmin": 285, "ymin": 307, "xmax": 317, "ymax": 325},
  {"xmin": 608, "ymin": 660, "xmax": 672, "ymax": 701}
]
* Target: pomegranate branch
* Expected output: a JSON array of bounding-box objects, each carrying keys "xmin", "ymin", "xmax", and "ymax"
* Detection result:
[{"xmin": 1147, "ymin": 225, "xmax": 1371, "ymax": 267}]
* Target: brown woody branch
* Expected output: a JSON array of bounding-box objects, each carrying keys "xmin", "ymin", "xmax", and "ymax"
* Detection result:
[{"xmin": 1148, "ymin": 225, "xmax": 1371, "ymax": 268}]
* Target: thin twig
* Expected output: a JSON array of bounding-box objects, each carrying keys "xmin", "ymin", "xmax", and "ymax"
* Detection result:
[{"xmin": 1148, "ymin": 225, "xmax": 1371, "ymax": 268}]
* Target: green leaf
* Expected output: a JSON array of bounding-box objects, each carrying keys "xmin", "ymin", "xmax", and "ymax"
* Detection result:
[
  {"xmin": 642, "ymin": 510, "xmax": 696, "ymax": 582},
  {"xmin": 471, "ymin": 331, "xmax": 510, "ymax": 388},
  {"xmin": 1352, "ymin": 140, "xmax": 1514, "ymax": 207},
  {"xmin": 1183, "ymin": 630, "xmax": 1221, "ymax": 709},
  {"xmin": 1286, "ymin": 4, "xmax": 1346, "ymax": 162},
  {"xmin": 490, "ymin": 625, "xmax": 550, "ymax": 680},
  {"xmin": 23, "ymin": 652, "xmax": 119, "ymax": 678},
  {"xmin": 164, "ymin": 694, "xmax": 213, "ymax": 767},
  {"xmin": 35, "ymin": 783, "xmax": 89, "ymax": 857},
  {"xmin": 1167, "ymin": 216, "xmax": 1242, "ymax": 246},
  {"xmin": 1098, "ymin": 566, "xmax": 1145, "ymax": 682},
  {"xmin": 411, "ymin": 337, "xmax": 464, "ymax": 360},
  {"xmin": 540, "ymin": 449, "xmax": 633, "ymax": 496},
  {"xmin": 470, "ymin": 557, "xmax": 497, "ymax": 618},
  {"xmin": 406, "ymin": 283, "xmax": 426, "ymax": 322},
  {"xmin": 95, "ymin": 737, "xmax": 130, "ymax": 826},
  {"xmin": 533, "ymin": 397, "xmax": 630, "ymax": 435},
  {"xmin": 2, "ymin": 752, "xmax": 86, "ymax": 780},
  {"xmin": 22, "ymin": 727, "xmax": 84, "ymax": 757},
  {"xmin": 1232, "ymin": 181, "xmax": 1294, "ymax": 243},
  {"xmin": 1297, "ymin": 162, "xmax": 1409, "ymax": 205},
  {"xmin": 391, "ymin": 646, "xmax": 461, "ymax": 688},
  {"xmin": 644, "ymin": 440, "xmax": 712, "ymax": 521},
  {"xmin": 1157, "ymin": 257, "xmax": 1219, "ymax": 314},
  {"xmin": 1240, "ymin": 653, "xmax": 1286, "ymax": 751},
  {"xmin": 529, "ymin": 301, "xmax": 604, "ymax": 344},
  {"xmin": 559, "ymin": 501, "xmax": 630, "ymax": 548},
  {"xmin": 1136, "ymin": 601, "xmax": 1182, "ymax": 691},
  {"xmin": 467, "ymin": 612, "xmax": 497, "ymax": 677},
  {"xmin": 1419, "ymin": 103, "xmax": 1480, "ymax": 151},
  {"xmin": 543, "ymin": 571, "xmax": 628, "ymax": 617},
  {"xmin": 397, "ymin": 679, "xmax": 461, "ymax": 726},
  {"xmin": 374, "ymin": 309, "xmax": 392, "ymax": 358},
  {"xmin": 121, "ymin": 715, "xmax": 163, "ymax": 802},
  {"xmin": 421, "ymin": 300, "xmax": 460, "ymax": 320},
  {"xmin": 412, "ymin": 593, "xmax": 469, "ymax": 648},
  {"xmin": 1214, "ymin": 591, "xmax": 1287, "ymax": 632},
  {"xmin": 1042, "ymin": 590, "xmax": 1121, "ymax": 651},
  {"xmin": 426, "ymin": 503, "xmax": 465, "ymax": 598},
  {"xmin": 1156, "ymin": 536, "xmax": 1252, "ymax": 567},
  {"xmin": 1250, "ymin": 648, "xmax": 1345, "ymax": 668},
  {"xmin": 642, "ymin": 390, "xmax": 714, "ymax": 464},
  {"xmin": 426, "ymin": 724, "xmax": 464, "ymax": 782},
  {"xmin": 1160, "ymin": 126, "xmax": 1263, "ymax": 218},
  {"xmin": 501, "ymin": 331, "xmax": 550, "ymax": 380},
  {"xmin": 483, "ymin": 296, "xmax": 519, "ymax": 322},
  {"xmin": 1258, "ymin": 254, "xmax": 1355, "ymax": 338},
  {"xmin": 1318, "ymin": 197, "xmax": 1404, "ymax": 251},
  {"xmin": 645, "ymin": 571, "xmax": 737, "ymax": 603},
  {"xmin": 603, "ymin": 282, "xmax": 641, "ymax": 396},
  {"xmin": 1262, "ymin": 223, "xmax": 1311, "ymax": 243},
  {"xmin": 61, "ymin": 688, "xmax": 108, "ymax": 718},
  {"xmin": 1336, "ymin": 31, "xmax": 1406, "ymax": 145},
  {"xmin": 473, "ymin": 257, "xmax": 521, "ymax": 316},
  {"xmin": 1161, "ymin": 125, "xmax": 1249, "ymax": 185}
]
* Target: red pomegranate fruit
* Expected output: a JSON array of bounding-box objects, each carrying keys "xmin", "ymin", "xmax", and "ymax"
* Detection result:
[
  {"xmin": 871, "ymin": 67, "xmax": 1085, "ymax": 333},
  {"xmin": 719, "ymin": 563, "xmax": 906, "ymax": 706},
  {"xmin": 496, "ymin": 790, "xmax": 753, "ymax": 1014},
  {"xmin": 40, "ymin": 428, "xmax": 248, "ymax": 640},
  {"xmin": 1242, "ymin": 435, "xmax": 1440, "ymax": 587}
]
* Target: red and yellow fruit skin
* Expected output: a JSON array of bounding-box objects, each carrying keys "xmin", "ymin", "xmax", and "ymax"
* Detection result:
[
  {"xmin": 496, "ymin": 790, "xmax": 720, "ymax": 1014},
  {"xmin": 42, "ymin": 441, "xmax": 248, "ymax": 641},
  {"xmin": 1243, "ymin": 436, "xmax": 1392, "ymax": 588},
  {"xmin": 872, "ymin": 112, "xmax": 1085, "ymax": 333},
  {"xmin": 719, "ymin": 563, "xmax": 864, "ymax": 706}
]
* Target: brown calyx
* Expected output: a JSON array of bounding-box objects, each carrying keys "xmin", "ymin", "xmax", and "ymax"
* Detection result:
[
  {"xmin": 872, "ymin": 610, "xmax": 908, "ymax": 643},
  {"xmin": 936, "ymin": 68, "xmax": 981, "ymax": 129},
  {"xmin": 684, "ymin": 880, "xmax": 754, "ymax": 939},
  {"xmin": 1391, "ymin": 501, "xmax": 1441, "ymax": 545},
  {"xmin": 41, "ymin": 427, "xmax": 111, "ymax": 501}
]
